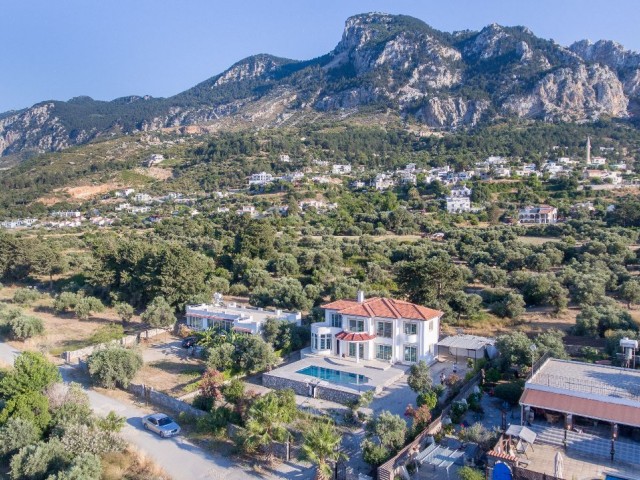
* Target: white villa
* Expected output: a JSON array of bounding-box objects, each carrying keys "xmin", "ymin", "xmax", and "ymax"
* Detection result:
[
  {"xmin": 311, "ymin": 292, "xmax": 443, "ymax": 364},
  {"xmin": 518, "ymin": 205, "xmax": 558, "ymax": 224},
  {"xmin": 249, "ymin": 172, "xmax": 274, "ymax": 185},
  {"xmin": 446, "ymin": 196, "xmax": 471, "ymax": 213},
  {"xmin": 186, "ymin": 296, "xmax": 301, "ymax": 335}
]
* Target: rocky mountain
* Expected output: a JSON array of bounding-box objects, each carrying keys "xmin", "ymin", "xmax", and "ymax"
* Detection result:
[{"xmin": 2, "ymin": 12, "xmax": 639, "ymax": 159}]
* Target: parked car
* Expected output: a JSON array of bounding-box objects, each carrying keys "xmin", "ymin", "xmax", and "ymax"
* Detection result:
[
  {"xmin": 181, "ymin": 336, "xmax": 197, "ymax": 348},
  {"xmin": 142, "ymin": 413, "xmax": 181, "ymax": 437}
]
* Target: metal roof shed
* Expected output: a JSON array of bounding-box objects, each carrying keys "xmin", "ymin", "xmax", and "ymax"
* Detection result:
[{"xmin": 437, "ymin": 334, "xmax": 496, "ymax": 361}]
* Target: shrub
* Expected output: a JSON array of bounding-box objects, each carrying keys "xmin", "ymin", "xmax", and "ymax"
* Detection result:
[
  {"xmin": 87, "ymin": 346, "xmax": 143, "ymax": 389},
  {"xmin": 494, "ymin": 381, "xmax": 525, "ymax": 405},
  {"xmin": 192, "ymin": 395, "xmax": 215, "ymax": 412},
  {"xmin": 0, "ymin": 417, "xmax": 40, "ymax": 457},
  {"xmin": 54, "ymin": 292, "xmax": 79, "ymax": 313},
  {"xmin": 484, "ymin": 368, "xmax": 501, "ymax": 383},
  {"xmin": 57, "ymin": 423, "xmax": 126, "ymax": 455},
  {"xmin": 458, "ymin": 466, "xmax": 485, "ymax": 480},
  {"xmin": 141, "ymin": 296, "xmax": 176, "ymax": 329},
  {"xmin": 9, "ymin": 439, "xmax": 67, "ymax": 480},
  {"xmin": 416, "ymin": 390, "xmax": 438, "ymax": 410},
  {"xmin": 0, "ymin": 391, "xmax": 52, "ymax": 431},
  {"xmin": 459, "ymin": 422, "xmax": 496, "ymax": 450},
  {"xmin": 196, "ymin": 406, "xmax": 235, "ymax": 436},
  {"xmin": 74, "ymin": 296, "xmax": 104, "ymax": 321},
  {"xmin": 450, "ymin": 401, "xmax": 468, "ymax": 424},
  {"xmin": 50, "ymin": 452, "xmax": 102, "ymax": 480},
  {"xmin": 8, "ymin": 314, "xmax": 44, "ymax": 340},
  {"xmin": 13, "ymin": 288, "xmax": 40, "ymax": 305},
  {"xmin": 96, "ymin": 411, "xmax": 126, "ymax": 433},
  {"xmin": 222, "ymin": 378, "xmax": 245, "ymax": 405}
]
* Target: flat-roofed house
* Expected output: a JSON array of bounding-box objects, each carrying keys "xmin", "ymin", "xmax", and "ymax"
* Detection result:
[
  {"xmin": 185, "ymin": 297, "xmax": 301, "ymax": 335},
  {"xmin": 520, "ymin": 358, "xmax": 640, "ymax": 432}
]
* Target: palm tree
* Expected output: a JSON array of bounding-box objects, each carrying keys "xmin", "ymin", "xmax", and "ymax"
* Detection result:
[{"xmin": 300, "ymin": 421, "xmax": 346, "ymax": 480}]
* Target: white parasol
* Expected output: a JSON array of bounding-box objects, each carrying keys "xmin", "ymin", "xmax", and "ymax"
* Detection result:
[{"xmin": 554, "ymin": 451, "xmax": 564, "ymax": 479}]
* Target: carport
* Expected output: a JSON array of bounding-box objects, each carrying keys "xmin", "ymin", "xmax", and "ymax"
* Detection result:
[{"xmin": 437, "ymin": 334, "xmax": 496, "ymax": 363}]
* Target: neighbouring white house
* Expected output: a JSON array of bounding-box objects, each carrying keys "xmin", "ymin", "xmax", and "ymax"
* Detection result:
[
  {"xmin": 518, "ymin": 205, "xmax": 558, "ymax": 224},
  {"xmin": 279, "ymin": 154, "xmax": 291, "ymax": 163},
  {"xmin": 185, "ymin": 295, "xmax": 301, "ymax": 335},
  {"xmin": 51, "ymin": 211, "xmax": 82, "ymax": 218},
  {"xmin": 133, "ymin": 193, "xmax": 152, "ymax": 203},
  {"xmin": 115, "ymin": 188, "xmax": 135, "ymax": 198},
  {"xmin": 248, "ymin": 172, "xmax": 274, "ymax": 185},
  {"xmin": 450, "ymin": 186, "xmax": 472, "ymax": 198},
  {"xmin": 310, "ymin": 292, "xmax": 443, "ymax": 364},
  {"xmin": 332, "ymin": 164, "xmax": 352, "ymax": 175},
  {"xmin": 446, "ymin": 196, "xmax": 471, "ymax": 213},
  {"xmin": 144, "ymin": 154, "xmax": 164, "ymax": 167},
  {"xmin": 371, "ymin": 173, "xmax": 395, "ymax": 191}
]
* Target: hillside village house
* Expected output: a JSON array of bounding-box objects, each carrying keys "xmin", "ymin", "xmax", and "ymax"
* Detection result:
[
  {"xmin": 332, "ymin": 164, "xmax": 352, "ymax": 175},
  {"xmin": 518, "ymin": 205, "xmax": 558, "ymax": 224},
  {"xmin": 248, "ymin": 172, "xmax": 274, "ymax": 185},
  {"xmin": 186, "ymin": 296, "xmax": 301, "ymax": 335},
  {"xmin": 311, "ymin": 292, "xmax": 443, "ymax": 364},
  {"xmin": 446, "ymin": 196, "xmax": 471, "ymax": 213}
]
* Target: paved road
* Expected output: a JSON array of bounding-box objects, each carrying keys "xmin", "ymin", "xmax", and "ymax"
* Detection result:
[{"xmin": 2, "ymin": 341, "xmax": 313, "ymax": 480}]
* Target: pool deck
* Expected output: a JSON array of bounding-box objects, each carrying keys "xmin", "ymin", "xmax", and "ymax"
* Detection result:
[{"xmin": 265, "ymin": 349, "xmax": 409, "ymax": 396}]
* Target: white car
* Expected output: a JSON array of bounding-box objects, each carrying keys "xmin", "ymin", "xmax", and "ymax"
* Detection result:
[{"xmin": 142, "ymin": 413, "xmax": 181, "ymax": 438}]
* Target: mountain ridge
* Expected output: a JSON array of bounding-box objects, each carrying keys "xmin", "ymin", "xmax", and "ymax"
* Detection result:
[{"xmin": 2, "ymin": 12, "xmax": 640, "ymax": 160}]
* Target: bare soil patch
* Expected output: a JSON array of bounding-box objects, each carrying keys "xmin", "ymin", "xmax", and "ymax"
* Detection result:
[{"xmin": 135, "ymin": 166, "xmax": 172, "ymax": 181}]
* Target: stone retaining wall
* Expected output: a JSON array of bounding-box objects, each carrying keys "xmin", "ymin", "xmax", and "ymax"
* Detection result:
[
  {"xmin": 129, "ymin": 383, "xmax": 207, "ymax": 418},
  {"xmin": 262, "ymin": 372, "xmax": 361, "ymax": 405},
  {"xmin": 62, "ymin": 328, "xmax": 168, "ymax": 363}
]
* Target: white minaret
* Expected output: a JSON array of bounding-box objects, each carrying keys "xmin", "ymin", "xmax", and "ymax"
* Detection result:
[{"xmin": 586, "ymin": 136, "xmax": 591, "ymax": 164}]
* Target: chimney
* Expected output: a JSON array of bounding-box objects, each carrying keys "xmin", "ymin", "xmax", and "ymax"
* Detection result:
[{"xmin": 357, "ymin": 290, "xmax": 365, "ymax": 303}]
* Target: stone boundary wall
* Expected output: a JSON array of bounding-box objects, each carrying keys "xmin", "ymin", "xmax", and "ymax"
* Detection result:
[
  {"xmin": 377, "ymin": 371, "xmax": 481, "ymax": 480},
  {"xmin": 262, "ymin": 373, "xmax": 361, "ymax": 405},
  {"xmin": 62, "ymin": 328, "xmax": 168, "ymax": 363},
  {"xmin": 129, "ymin": 383, "xmax": 207, "ymax": 418}
]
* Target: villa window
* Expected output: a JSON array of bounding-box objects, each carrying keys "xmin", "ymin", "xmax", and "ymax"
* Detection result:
[
  {"xmin": 319, "ymin": 334, "xmax": 331, "ymax": 350},
  {"xmin": 349, "ymin": 318, "xmax": 365, "ymax": 332},
  {"xmin": 376, "ymin": 344, "xmax": 392, "ymax": 361},
  {"xmin": 376, "ymin": 321, "xmax": 392, "ymax": 338},
  {"xmin": 331, "ymin": 313, "xmax": 342, "ymax": 328},
  {"xmin": 404, "ymin": 345, "xmax": 417, "ymax": 363},
  {"xmin": 404, "ymin": 322, "xmax": 417, "ymax": 335},
  {"xmin": 349, "ymin": 342, "xmax": 364, "ymax": 358},
  {"xmin": 429, "ymin": 320, "xmax": 434, "ymax": 332},
  {"xmin": 312, "ymin": 333, "xmax": 318, "ymax": 350}
]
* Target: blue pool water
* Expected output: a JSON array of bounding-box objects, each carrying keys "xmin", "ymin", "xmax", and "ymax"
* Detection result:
[
  {"xmin": 297, "ymin": 365, "xmax": 369, "ymax": 385},
  {"xmin": 605, "ymin": 476, "xmax": 630, "ymax": 480}
]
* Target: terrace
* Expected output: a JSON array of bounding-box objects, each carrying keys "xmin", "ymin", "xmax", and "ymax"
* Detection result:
[{"xmin": 262, "ymin": 348, "xmax": 408, "ymax": 404}]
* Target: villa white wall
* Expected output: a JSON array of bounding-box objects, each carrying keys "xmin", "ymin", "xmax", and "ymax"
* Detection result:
[{"xmin": 312, "ymin": 308, "xmax": 441, "ymax": 364}]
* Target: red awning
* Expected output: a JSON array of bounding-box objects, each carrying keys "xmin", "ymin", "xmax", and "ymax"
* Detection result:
[
  {"xmin": 520, "ymin": 389, "xmax": 640, "ymax": 428},
  {"xmin": 335, "ymin": 331, "xmax": 376, "ymax": 342}
]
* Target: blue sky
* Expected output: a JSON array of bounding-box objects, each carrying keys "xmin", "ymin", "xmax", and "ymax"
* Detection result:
[{"xmin": 1, "ymin": 0, "xmax": 639, "ymax": 112}]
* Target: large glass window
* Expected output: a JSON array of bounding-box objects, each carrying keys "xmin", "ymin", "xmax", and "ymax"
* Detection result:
[
  {"xmin": 348, "ymin": 343, "xmax": 364, "ymax": 358},
  {"xmin": 331, "ymin": 313, "xmax": 342, "ymax": 328},
  {"xmin": 349, "ymin": 318, "xmax": 365, "ymax": 332},
  {"xmin": 404, "ymin": 345, "xmax": 417, "ymax": 363},
  {"xmin": 312, "ymin": 333, "xmax": 318, "ymax": 350},
  {"xmin": 319, "ymin": 334, "xmax": 331, "ymax": 350},
  {"xmin": 376, "ymin": 321, "xmax": 392, "ymax": 338},
  {"xmin": 376, "ymin": 344, "xmax": 392, "ymax": 361},
  {"xmin": 429, "ymin": 320, "xmax": 434, "ymax": 331},
  {"xmin": 404, "ymin": 322, "xmax": 417, "ymax": 335}
]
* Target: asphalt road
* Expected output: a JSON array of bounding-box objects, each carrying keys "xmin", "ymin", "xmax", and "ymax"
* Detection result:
[{"xmin": 1, "ymin": 341, "xmax": 313, "ymax": 480}]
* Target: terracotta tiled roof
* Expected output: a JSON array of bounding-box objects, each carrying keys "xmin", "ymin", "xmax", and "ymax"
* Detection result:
[
  {"xmin": 487, "ymin": 450, "xmax": 518, "ymax": 462},
  {"xmin": 335, "ymin": 331, "xmax": 376, "ymax": 342},
  {"xmin": 322, "ymin": 297, "xmax": 442, "ymax": 321},
  {"xmin": 520, "ymin": 389, "xmax": 640, "ymax": 428}
]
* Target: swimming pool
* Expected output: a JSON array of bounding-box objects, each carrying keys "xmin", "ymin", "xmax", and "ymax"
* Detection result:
[
  {"xmin": 605, "ymin": 476, "xmax": 630, "ymax": 480},
  {"xmin": 297, "ymin": 365, "xmax": 369, "ymax": 385}
]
